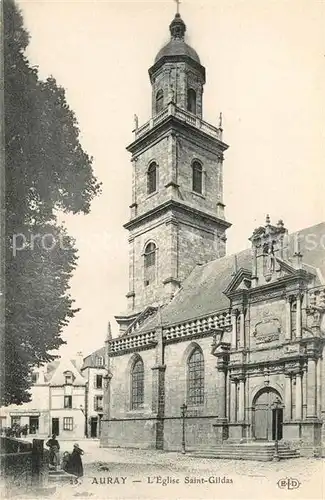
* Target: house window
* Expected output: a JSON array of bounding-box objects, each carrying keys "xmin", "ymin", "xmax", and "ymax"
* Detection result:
[
  {"xmin": 31, "ymin": 372, "xmax": 39, "ymax": 384},
  {"xmin": 11, "ymin": 416, "xmax": 21, "ymax": 427},
  {"xmin": 63, "ymin": 417, "xmax": 73, "ymax": 431},
  {"xmin": 156, "ymin": 89, "xmax": 164, "ymax": 113},
  {"xmin": 187, "ymin": 347, "xmax": 204, "ymax": 405},
  {"xmin": 64, "ymin": 396, "xmax": 72, "ymax": 409},
  {"xmin": 95, "ymin": 374, "xmax": 103, "ymax": 389},
  {"xmin": 95, "ymin": 356, "xmax": 104, "ymax": 367},
  {"xmin": 147, "ymin": 162, "xmax": 157, "ymax": 194},
  {"xmin": 94, "ymin": 395, "xmax": 103, "ymax": 412},
  {"xmin": 144, "ymin": 242, "xmax": 156, "ymax": 286},
  {"xmin": 64, "ymin": 372, "xmax": 73, "ymax": 385},
  {"xmin": 187, "ymin": 88, "xmax": 197, "ymax": 114},
  {"xmin": 131, "ymin": 358, "xmax": 144, "ymax": 409},
  {"xmin": 192, "ymin": 161, "xmax": 203, "ymax": 194}
]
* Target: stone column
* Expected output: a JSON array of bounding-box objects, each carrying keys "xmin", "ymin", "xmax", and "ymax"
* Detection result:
[
  {"xmin": 231, "ymin": 310, "xmax": 237, "ymax": 349},
  {"xmin": 296, "ymin": 293, "xmax": 302, "ymax": 338},
  {"xmin": 284, "ymin": 374, "xmax": 292, "ymax": 421},
  {"xmin": 307, "ymin": 358, "xmax": 317, "ymax": 418},
  {"xmin": 317, "ymin": 358, "xmax": 321, "ymax": 418},
  {"xmin": 285, "ymin": 297, "xmax": 292, "ymax": 340},
  {"xmin": 302, "ymin": 368, "xmax": 307, "ymax": 419},
  {"xmin": 239, "ymin": 309, "xmax": 245, "ymax": 349},
  {"xmin": 238, "ymin": 379, "xmax": 245, "ymax": 421},
  {"xmin": 217, "ymin": 368, "xmax": 227, "ymax": 419},
  {"xmin": 295, "ymin": 372, "xmax": 302, "ymax": 420},
  {"xmin": 229, "ymin": 380, "xmax": 236, "ymax": 423}
]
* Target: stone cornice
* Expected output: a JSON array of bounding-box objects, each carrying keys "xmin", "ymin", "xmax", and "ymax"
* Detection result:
[{"xmin": 124, "ymin": 199, "xmax": 231, "ymax": 231}]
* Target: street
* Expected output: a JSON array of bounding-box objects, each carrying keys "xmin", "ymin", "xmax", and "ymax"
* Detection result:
[{"xmin": 47, "ymin": 440, "xmax": 324, "ymax": 500}]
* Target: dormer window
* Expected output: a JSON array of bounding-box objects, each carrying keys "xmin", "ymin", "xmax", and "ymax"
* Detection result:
[
  {"xmin": 64, "ymin": 371, "xmax": 74, "ymax": 385},
  {"xmin": 192, "ymin": 161, "xmax": 203, "ymax": 194},
  {"xmin": 156, "ymin": 89, "xmax": 164, "ymax": 114},
  {"xmin": 187, "ymin": 88, "xmax": 197, "ymax": 114},
  {"xmin": 95, "ymin": 356, "xmax": 104, "ymax": 367},
  {"xmin": 147, "ymin": 162, "xmax": 157, "ymax": 194}
]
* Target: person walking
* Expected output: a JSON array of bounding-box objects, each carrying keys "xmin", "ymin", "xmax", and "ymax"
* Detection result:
[
  {"xmin": 66, "ymin": 443, "xmax": 84, "ymax": 477},
  {"xmin": 46, "ymin": 434, "xmax": 60, "ymax": 468}
]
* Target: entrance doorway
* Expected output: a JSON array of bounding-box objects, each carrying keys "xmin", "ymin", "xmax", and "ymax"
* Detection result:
[
  {"xmin": 29, "ymin": 416, "xmax": 39, "ymax": 434},
  {"xmin": 52, "ymin": 418, "xmax": 59, "ymax": 436},
  {"xmin": 253, "ymin": 388, "xmax": 283, "ymax": 441},
  {"xmin": 90, "ymin": 417, "xmax": 97, "ymax": 438}
]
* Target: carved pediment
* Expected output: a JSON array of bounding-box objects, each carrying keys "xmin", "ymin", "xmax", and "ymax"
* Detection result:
[
  {"xmin": 224, "ymin": 268, "xmax": 252, "ymax": 297},
  {"xmin": 123, "ymin": 305, "xmax": 158, "ymax": 336}
]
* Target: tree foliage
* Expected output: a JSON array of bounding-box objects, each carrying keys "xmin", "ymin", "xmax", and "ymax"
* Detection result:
[{"xmin": 2, "ymin": 0, "xmax": 101, "ymax": 405}]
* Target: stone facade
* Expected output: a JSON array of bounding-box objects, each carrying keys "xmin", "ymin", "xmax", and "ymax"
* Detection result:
[{"xmin": 100, "ymin": 12, "xmax": 325, "ymax": 457}]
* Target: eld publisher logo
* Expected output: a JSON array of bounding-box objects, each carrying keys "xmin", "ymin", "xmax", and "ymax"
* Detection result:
[{"xmin": 277, "ymin": 478, "xmax": 301, "ymax": 490}]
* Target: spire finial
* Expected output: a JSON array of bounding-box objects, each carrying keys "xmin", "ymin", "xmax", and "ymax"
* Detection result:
[
  {"xmin": 218, "ymin": 112, "xmax": 223, "ymax": 129},
  {"xmin": 169, "ymin": 3, "xmax": 186, "ymax": 40},
  {"xmin": 106, "ymin": 321, "xmax": 112, "ymax": 341}
]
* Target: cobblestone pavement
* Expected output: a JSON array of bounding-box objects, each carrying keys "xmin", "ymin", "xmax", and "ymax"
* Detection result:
[
  {"xmin": 47, "ymin": 441, "xmax": 324, "ymax": 500},
  {"xmin": 4, "ymin": 440, "xmax": 324, "ymax": 500}
]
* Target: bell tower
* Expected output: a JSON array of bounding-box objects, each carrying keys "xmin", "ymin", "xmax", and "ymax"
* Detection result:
[{"xmin": 115, "ymin": 10, "xmax": 232, "ymax": 334}]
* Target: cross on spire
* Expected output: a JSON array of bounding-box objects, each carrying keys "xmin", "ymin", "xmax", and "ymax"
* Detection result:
[{"xmin": 174, "ymin": 0, "xmax": 181, "ymax": 15}]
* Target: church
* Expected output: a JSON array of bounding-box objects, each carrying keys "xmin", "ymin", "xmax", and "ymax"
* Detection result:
[{"xmin": 100, "ymin": 10, "xmax": 325, "ymax": 458}]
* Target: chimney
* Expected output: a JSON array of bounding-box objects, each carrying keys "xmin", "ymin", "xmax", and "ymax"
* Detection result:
[{"xmin": 74, "ymin": 351, "xmax": 84, "ymax": 371}]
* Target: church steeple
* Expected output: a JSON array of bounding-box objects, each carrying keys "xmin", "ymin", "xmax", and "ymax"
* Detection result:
[{"xmin": 115, "ymin": 6, "xmax": 231, "ymax": 334}]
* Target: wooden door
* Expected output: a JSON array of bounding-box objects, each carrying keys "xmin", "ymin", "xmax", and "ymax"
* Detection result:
[{"xmin": 52, "ymin": 418, "xmax": 59, "ymax": 436}]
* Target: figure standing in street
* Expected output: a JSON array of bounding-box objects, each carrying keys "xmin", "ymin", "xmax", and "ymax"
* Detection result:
[
  {"xmin": 66, "ymin": 443, "xmax": 84, "ymax": 477},
  {"xmin": 46, "ymin": 434, "xmax": 60, "ymax": 468}
]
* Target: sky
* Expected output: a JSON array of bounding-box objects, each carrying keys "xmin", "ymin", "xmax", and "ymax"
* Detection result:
[{"xmin": 18, "ymin": 0, "xmax": 325, "ymax": 359}]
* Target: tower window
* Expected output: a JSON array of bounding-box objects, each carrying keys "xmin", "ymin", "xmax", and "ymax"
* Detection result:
[
  {"xmin": 156, "ymin": 89, "xmax": 164, "ymax": 114},
  {"xmin": 144, "ymin": 242, "xmax": 156, "ymax": 286},
  {"xmin": 147, "ymin": 162, "xmax": 157, "ymax": 194},
  {"xmin": 187, "ymin": 88, "xmax": 197, "ymax": 114},
  {"xmin": 131, "ymin": 357, "xmax": 144, "ymax": 409},
  {"xmin": 187, "ymin": 347, "xmax": 204, "ymax": 405},
  {"xmin": 192, "ymin": 161, "xmax": 203, "ymax": 194}
]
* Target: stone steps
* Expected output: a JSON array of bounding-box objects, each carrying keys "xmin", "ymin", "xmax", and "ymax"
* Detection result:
[
  {"xmin": 188, "ymin": 443, "xmax": 300, "ymax": 461},
  {"xmin": 48, "ymin": 469, "xmax": 77, "ymax": 484}
]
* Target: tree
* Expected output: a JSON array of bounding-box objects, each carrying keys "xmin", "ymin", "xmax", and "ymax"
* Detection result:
[{"xmin": 2, "ymin": 0, "xmax": 101, "ymax": 405}]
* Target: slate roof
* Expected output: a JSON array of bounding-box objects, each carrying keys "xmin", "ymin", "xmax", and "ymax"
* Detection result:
[
  {"xmin": 135, "ymin": 221, "xmax": 325, "ymax": 334},
  {"xmin": 82, "ymin": 347, "xmax": 105, "ymax": 370},
  {"xmin": 154, "ymin": 39, "xmax": 200, "ymax": 64}
]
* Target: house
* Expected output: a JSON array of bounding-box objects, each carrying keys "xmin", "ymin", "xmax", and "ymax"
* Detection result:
[
  {"xmin": 81, "ymin": 346, "xmax": 106, "ymax": 438},
  {"xmin": 0, "ymin": 353, "xmax": 87, "ymax": 439}
]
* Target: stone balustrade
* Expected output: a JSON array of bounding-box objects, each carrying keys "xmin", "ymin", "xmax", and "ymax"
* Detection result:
[{"xmin": 134, "ymin": 103, "xmax": 223, "ymax": 142}]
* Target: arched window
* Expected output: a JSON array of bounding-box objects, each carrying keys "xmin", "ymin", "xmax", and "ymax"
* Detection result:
[
  {"xmin": 144, "ymin": 242, "xmax": 156, "ymax": 286},
  {"xmin": 192, "ymin": 161, "xmax": 203, "ymax": 194},
  {"xmin": 156, "ymin": 89, "xmax": 164, "ymax": 114},
  {"xmin": 131, "ymin": 357, "xmax": 144, "ymax": 409},
  {"xmin": 147, "ymin": 162, "xmax": 157, "ymax": 194},
  {"xmin": 187, "ymin": 347, "xmax": 204, "ymax": 405},
  {"xmin": 187, "ymin": 88, "xmax": 197, "ymax": 114}
]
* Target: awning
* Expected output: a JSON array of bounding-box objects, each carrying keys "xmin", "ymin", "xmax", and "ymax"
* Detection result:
[{"xmin": 10, "ymin": 412, "xmax": 40, "ymax": 417}]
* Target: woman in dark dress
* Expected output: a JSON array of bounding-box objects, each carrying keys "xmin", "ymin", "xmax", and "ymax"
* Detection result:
[{"xmin": 67, "ymin": 443, "xmax": 84, "ymax": 477}]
